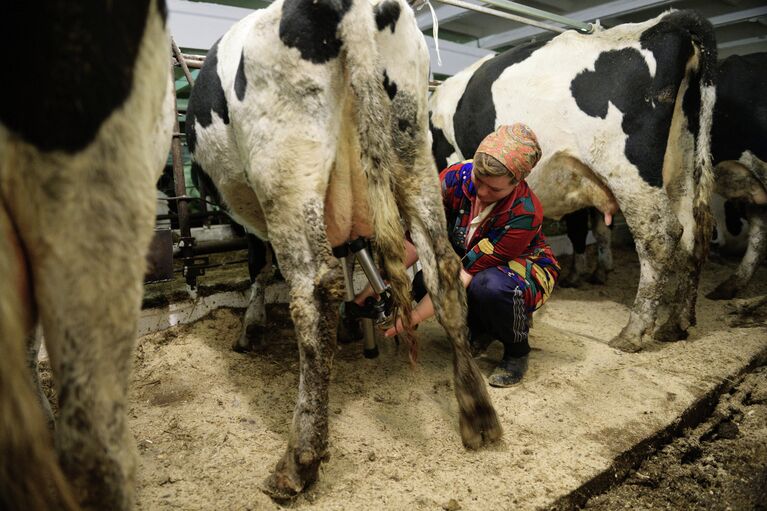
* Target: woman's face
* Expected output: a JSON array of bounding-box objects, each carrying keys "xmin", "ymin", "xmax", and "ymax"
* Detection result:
[{"xmin": 471, "ymin": 169, "xmax": 518, "ymax": 204}]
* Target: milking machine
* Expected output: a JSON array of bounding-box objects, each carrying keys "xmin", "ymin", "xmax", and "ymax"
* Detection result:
[{"xmin": 334, "ymin": 237, "xmax": 395, "ymax": 359}]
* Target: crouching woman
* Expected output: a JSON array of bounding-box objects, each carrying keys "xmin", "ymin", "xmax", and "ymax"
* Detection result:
[{"xmin": 386, "ymin": 123, "xmax": 560, "ymax": 387}]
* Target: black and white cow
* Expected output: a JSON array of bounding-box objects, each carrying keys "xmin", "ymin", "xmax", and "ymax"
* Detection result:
[
  {"xmin": 186, "ymin": 0, "xmax": 501, "ymax": 499},
  {"xmin": 0, "ymin": 1, "xmax": 173, "ymax": 510},
  {"xmin": 550, "ymin": 52, "xmax": 767, "ymax": 300},
  {"xmin": 706, "ymin": 52, "xmax": 767, "ymax": 299},
  {"xmin": 430, "ymin": 10, "xmax": 717, "ymax": 352}
]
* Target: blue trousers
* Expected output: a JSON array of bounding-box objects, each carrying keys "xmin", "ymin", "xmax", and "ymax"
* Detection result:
[{"xmin": 413, "ymin": 268, "xmax": 530, "ymax": 358}]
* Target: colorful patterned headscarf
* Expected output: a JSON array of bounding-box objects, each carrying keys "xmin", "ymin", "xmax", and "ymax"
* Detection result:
[{"xmin": 475, "ymin": 123, "xmax": 542, "ymax": 182}]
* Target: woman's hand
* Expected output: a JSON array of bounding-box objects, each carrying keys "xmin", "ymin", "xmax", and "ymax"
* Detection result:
[
  {"xmin": 383, "ymin": 318, "xmax": 405, "ymax": 338},
  {"xmin": 384, "ymin": 312, "xmax": 419, "ymax": 338},
  {"xmin": 382, "ymin": 269, "xmax": 471, "ymax": 338}
]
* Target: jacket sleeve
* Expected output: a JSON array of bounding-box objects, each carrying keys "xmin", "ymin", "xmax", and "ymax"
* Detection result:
[
  {"xmin": 461, "ymin": 212, "xmax": 539, "ymax": 274},
  {"xmin": 439, "ymin": 163, "xmax": 463, "ymax": 210}
]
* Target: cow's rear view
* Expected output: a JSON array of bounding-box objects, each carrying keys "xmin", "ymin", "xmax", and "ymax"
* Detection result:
[
  {"xmin": 187, "ymin": 0, "xmax": 501, "ymax": 499},
  {"xmin": 0, "ymin": 1, "xmax": 173, "ymax": 509}
]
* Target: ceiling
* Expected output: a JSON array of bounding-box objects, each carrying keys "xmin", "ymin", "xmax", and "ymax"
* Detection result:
[{"xmin": 170, "ymin": 0, "xmax": 767, "ymax": 77}]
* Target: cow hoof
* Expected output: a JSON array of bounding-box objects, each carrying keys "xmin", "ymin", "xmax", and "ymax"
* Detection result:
[
  {"xmin": 587, "ymin": 269, "xmax": 608, "ymax": 285},
  {"xmin": 261, "ymin": 473, "xmax": 302, "ymax": 503},
  {"xmin": 231, "ymin": 323, "xmax": 266, "ymax": 352},
  {"xmin": 654, "ymin": 322, "xmax": 689, "ymax": 343},
  {"xmin": 706, "ymin": 281, "xmax": 739, "ymax": 301},
  {"xmin": 608, "ymin": 335, "xmax": 643, "ymax": 353},
  {"xmin": 459, "ymin": 403, "xmax": 503, "ymax": 449},
  {"xmin": 261, "ymin": 448, "xmax": 322, "ymax": 502},
  {"xmin": 559, "ymin": 275, "xmax": 584, "ymax": 288}
]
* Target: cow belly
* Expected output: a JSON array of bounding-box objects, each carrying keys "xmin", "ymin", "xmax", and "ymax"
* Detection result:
[
  {"xmin": 221, "ymin": 180, "xmax": 268, "ymax": 239},
  {"xmin": 527, "ymin": 153, "xmax": 619, "ymax": 220}
]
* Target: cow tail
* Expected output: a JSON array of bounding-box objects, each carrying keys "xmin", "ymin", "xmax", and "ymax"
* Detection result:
[
  {"xmin": 337, "ymin": 0, "xmax": 417, "ymax": 358},
  {"xmin": 675, "ymin": 10, "xmax": 718, "ymax": 268},
  {"xmin": 662, "ymin": 9, "xmax": 717, "ymax": 265},
  {"xmin": 682, "ymin": 11, "xmax": 717, "ymax": 213},
  {"xmin": 664, "ymin": 11, "xmax": 717, "ymax": 208},
  {"xmin": 0, "ymin": 209, "xmax": 79, "ymax": 511}
]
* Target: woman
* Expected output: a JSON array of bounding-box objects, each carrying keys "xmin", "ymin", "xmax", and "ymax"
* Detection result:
[{"xmin": 385, "ymin": 123, "xmax": 560, "ymax": 387}]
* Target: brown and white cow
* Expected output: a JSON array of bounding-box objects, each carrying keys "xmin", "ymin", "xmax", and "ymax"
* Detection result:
[
  {"xmin": 0, "ymin": 1, "xmax": 173, "ymax": 509},
  {"xmin": 430, "ymin": 10, "xmax": 718, "ymax": 352},
  {"xmin": 186, "ymin": 0, "xmax": 501, "ymax": 499}
]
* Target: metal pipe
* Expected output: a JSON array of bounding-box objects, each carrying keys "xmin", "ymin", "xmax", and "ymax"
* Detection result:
[
  {"xmin": 169, "ymin": 63, "xmax": 194, "ymax": 260},
  {"xmin": 480, "ymin": 0, "xmax": 593, "ymax": 33},
  {"xmin": 361, "ymin": 318, "xmax": 379, "ymax": 359},
  {"xmin": 355, "ymin": 248, "xmax": 388, "ymax": 295},
  {"xmin": 179, "ymin": 53, "xmax": 205, "ymax": 69},
  {"xmin": 342, "ymin": 256, "xmax": 356, "ymax": 302},
  {"xmin": 434, "ymin": 0, "xmax": 568, "ymax": 34},
  {"xmin": 172, "ymin": 238, "xmax": 248, "ymax": 257},
  {"xmin": 171, "ymin": 38, "xmax": 196, "ymax": 87}
]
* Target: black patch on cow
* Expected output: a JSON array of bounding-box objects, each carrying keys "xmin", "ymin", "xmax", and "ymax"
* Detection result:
[
  {"xmin": 235, "ymin": 51, "xmax": 248, "ymax": 101},
  {"xmin": 375, "ymin": 0, "xmax": 400, "ymax": 33},
  {"xmin": 654, "ymin": 10, "xmax": 717, "ymax": 87},
  {"xmin": 383, "ymin": 71, "xmax": 398, "ymax": 100},
  {"xmin": 712, "ymin": 53, "xmax": 767, "ymax": 164},
  {"xmin": 0, "ymin": 0, "xmax": 154, "ymax": 153},
  {"xmin": 430, "ymin": 115, "xmax": 455, "ymax": 172},
  {"xmin": 279, "ymin": 0, "xmax": 352, "ymax": 64},
  {"xmin": 571, "ymin": 42, "xmax": 689, "ymax": 188},
  {"xmin": 452, "ymin": 41, "xmax": 544, "ymax": 158},
  {"xmin": 185, "ymin": 39, "xmax": 230, "ymax": 154}
]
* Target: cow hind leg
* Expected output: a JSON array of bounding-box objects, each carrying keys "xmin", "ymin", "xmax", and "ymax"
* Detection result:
[
  {"xmin": 560, "ymin": 209, "xmax": 589, "ymax": 288},
  {"xmin": 0, "ymin": 199, "xmax": 79, "ymax": 511},
  {"xmin": 261, "ymin": 200, "xmax": 343, "ymax": 499},
  {"xmin": 588, "ymin": 207, "xmax": 613, "ymax": 285},
  {"xmin": 607, "ymin": 189, "xmax": 683, "ymax": 352},
  {"xmin": 246, "ymin": 139, "xmax": 342, "ymax": 497},
  {"xmin": 24, "ymin": 163, "xmax": 158, "ymax": 510},
  {"xmin": 403, "ymin": 154, "xmax": 502, "ymax": 448},
  {"xmin": 655, "ymin": 199, "xmax": 715, "ymax": 342},
  {"xmin": 233, "ymin": 238, "xmax": 272, "ymax": 352},
  {"xmin": 707, "ymin": 205, "xmax": 767, "ymax": 300}
]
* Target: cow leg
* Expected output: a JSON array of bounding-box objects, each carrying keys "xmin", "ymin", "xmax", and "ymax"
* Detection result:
[
  {"xmin": 242, "ymin": 135, "xmax": 342, "ymax": 497},
  {"xmin": 261, "ymin": 197, "xmax": 343, "ymax": 499},
  {"xmin": 560, "ymin": 209, "xmax": 589, "ymax": 288},
  {"xmin": 233, "ymin": 239, "xmax": 271, "ymax": 352},
  {"xmin": 13, "ymin": 153, "xmax": 160, "ymax": 510},
  {"xmin": 8, "ymin": 45, "xmax": 170, "ymax": 509},
  {"xmin": 246, "ymin": 233, "xmax": 268, "ymax": 283},
  {"xmin": 402, "ymin": 153, "xmax": 502, "ymax": 448},
  {"xmin": 655, "ymin": 195, "xmax": 715, "ymax": 342},
  {"xmin": 588, "ymin": 207, "xmax": 613, "ymax": 285},
  {"xmin": 707, "ymin": 204, "xmax": 767, "ymax": 300},
  {"xmin": 607, "ymin": 187, "xmax": 683, "ymax": 352}
]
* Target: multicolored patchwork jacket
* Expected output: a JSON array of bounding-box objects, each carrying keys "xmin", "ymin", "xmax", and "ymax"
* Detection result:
[{"xmin": 440, "ymin": 160, "xmax": 560, "ymax": 311}]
